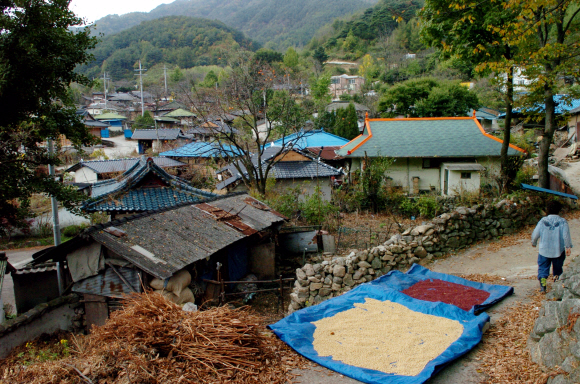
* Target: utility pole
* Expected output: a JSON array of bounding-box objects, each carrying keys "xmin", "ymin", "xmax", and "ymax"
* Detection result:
[
  {"xmin": 102, "ymin": 72, "xmax": 110, "ymax": 111},
  {"xmin": 135, "ymin": 60, "xmax": 147, "ymax": 117},
  {"xmin": 48, "ymin": 139, "xmax": 61, "ymax": 246},
  {"xmin": 163, "ymin": 65, "xmax": 168, "ymax": 96}
]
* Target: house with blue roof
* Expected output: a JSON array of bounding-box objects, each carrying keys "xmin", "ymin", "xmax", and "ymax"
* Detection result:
[
  {"xmin": 336, "ymin": 116, "xmax": 526, "ymax": 196},
  {"xmin": 82, "ymin": 157, "xmax": 217, "ymax": 220}
]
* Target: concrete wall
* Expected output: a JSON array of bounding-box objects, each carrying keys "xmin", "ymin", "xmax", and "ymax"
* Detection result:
[
  {"xmin": 389, "ymin": 158, "xmax": 440, "ymax": 192},
  {"xmin": 442, "ymin": 169, "xmax": 481, "ymax": 196},
  {"xmin": 0, "ymin": 295, "xmax": 82, "ymax": 359},
  {"xmin": 74, "ymin": 167, "xmax": 98, "ymax": 183}
]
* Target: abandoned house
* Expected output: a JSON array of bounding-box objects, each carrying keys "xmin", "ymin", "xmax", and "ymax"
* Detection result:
[
  {"xmin": 336, "ymin": 116, "xmax": 525, "ymax": 196},
  {"xmin": 29, "ymin": 194, "xmax": 286, "ymax": 328}
]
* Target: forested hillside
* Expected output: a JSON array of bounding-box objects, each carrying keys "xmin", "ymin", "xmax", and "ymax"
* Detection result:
[
  {"xmin": 90, "ymin": 0, "xmax": 378, "ymax": 50},
  {"xmin": 79, "ymin": 16, "xmax": 257, "ymax": 80}
]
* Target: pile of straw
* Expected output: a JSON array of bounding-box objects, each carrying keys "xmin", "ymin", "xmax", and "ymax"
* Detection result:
[{"xmin": 1, "ymin": 292, "xmax": 304, "ymax": 383}]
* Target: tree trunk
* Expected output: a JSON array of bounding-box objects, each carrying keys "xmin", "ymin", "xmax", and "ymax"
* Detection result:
[
  {"xmin": 500, "ymin": 66, "xmax": 514, "ymax": 192},
  {"xmin": 538, "ymin": 84, "xmax": 556, "ymax": 189}
]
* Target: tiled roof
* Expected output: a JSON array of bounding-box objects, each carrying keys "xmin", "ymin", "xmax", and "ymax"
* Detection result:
[
  {"xmin": 84, "ymin": 120, "xmax": 109, "ymax": 128},
  {"xmin": 66, "ymin": 157, "xmax": 185, "ymax": 174},
  {"xmin": 156, "ymin": 101, "xmax": 187, "ymax": 111},
  {"xmin": 326, "ymin": 101, "xmax": 370, "ymax": 112},
  {"xmin": 131, "ymin": 128, "xmax": 183, "ymax": 140},
  {"xmin": 160, "ymin": 142, "xmax": 241, "ymax": 158},
  {"xmin": 216, "ymin": 148, "xmax": 342, "ymax": 190},
  {"xmin": 83, "ymin": 157, "xmax": 217, "ymax": 213},
  {"xmin": 163, "ymin": 108, "xmax": 196, "ymax": 118},
  {"xmin": 95, "ymin": 113, "xmax": 127, "ymax": 120},
  {"xmin": 266, "ymin": 129, "xmax": 349, "ymax": 150},
  {"xmin": 34, "ymin": 194, "xmax": 286, "ymax": 279},
  {"xmin": 336, "ymin": 117, "xmax": 525, "ymax": 158}
]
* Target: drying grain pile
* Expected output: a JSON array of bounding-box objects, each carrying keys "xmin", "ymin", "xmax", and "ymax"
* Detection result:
[
  {"xmin": 0, "ymin": 292, "xmax": 306, "ymax": 384},
  {"xmin": 312, "ymin": 298, "xmax": 464, "ymax": 376}
]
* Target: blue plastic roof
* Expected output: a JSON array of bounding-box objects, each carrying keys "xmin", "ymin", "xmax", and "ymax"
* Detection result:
[
  {"xmin": 265, "ymin": 129, "xmax": 349, "ymax": 150},
  {"xmin": 520, "ymin": 183, "xmax": 578, "ymax": 199},
  {"xmin": 498, "ymin": 95, "xmax": 580, "ymax": 118},
  {"xmin": 159, "ymin": 142, "xmax": 241, "ymax": 158}
]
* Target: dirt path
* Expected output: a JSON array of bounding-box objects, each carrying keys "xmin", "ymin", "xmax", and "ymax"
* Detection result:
[{"xmin": 291, "ymin": 217, "xmax": 580, "ymax": 383}]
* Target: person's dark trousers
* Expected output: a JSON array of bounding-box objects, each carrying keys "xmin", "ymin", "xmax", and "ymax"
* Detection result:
[{"xmin": 538, "ymin": 252, "xmax": 566, "ymax": 291}]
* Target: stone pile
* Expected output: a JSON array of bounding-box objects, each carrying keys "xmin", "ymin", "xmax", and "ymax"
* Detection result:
[
  {"xmin": 529, "ymin": 256, "xmax": 580, "ymax": 384},
  {"xmin": 288, "ymin": 198, "xmax": 543, "ymax": 314}
]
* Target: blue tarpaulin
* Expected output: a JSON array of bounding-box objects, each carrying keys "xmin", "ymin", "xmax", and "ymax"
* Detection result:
[
  {"xmin": 370, "ymin": 264, "xmax": 514, "ymax": 313},
  {"xmin": 269, "ymin": 284, "xmax": 489, "ymax": 384},
  {"xmin": 520, "ymin": 183, "xmax": 578, "ymax": 200}
]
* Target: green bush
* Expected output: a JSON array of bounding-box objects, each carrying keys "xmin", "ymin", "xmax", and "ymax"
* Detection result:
[
  {"xmin": 415, "ymin": 196, "xmax": 440, "ymax": 219},
  {"xmin": 61, "ymin": 224, "xmax": 88, "ymax": 238},
  {"xmin": 300, "ymin": 187, "xmax": 339, "ymax": 226}
]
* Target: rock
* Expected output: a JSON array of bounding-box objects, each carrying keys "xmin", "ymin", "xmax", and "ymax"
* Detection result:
[
  {"xmin": 303, "ymin": 264, "xmax": 315, "ymax": 276},
  {"xmin": 495, "ymin": 199, "xmax": 508, "ymax": 209},
  {"xmin": 414, "ymin": 246, "xmax": 428, "ymax": 258},
  {"xmin": 332, "ymin": 283, "xmax": 342, "ymax": 291},
  {"xmin": 371, "ymin": 257, "xmax": 382, "ymax": 270},
  {"xmin": 499, "ymin": 219, "xmax": 512, "ymax": 229},
  {"xmin": 333, "ymin": 276, "xmax": 343, "ymax": 284},
  {"xmin": 455, "ymin": 207, "xmax": 469, "ymax": 215},
  {"xmin": 324, "ymin": 276, "xmax": 333, "ymax": 285},
  {"xmin": 367, "ymin": 253, "xmax": 375, "ymax": 263},
  {"xmin": 382, "ymin": 254, "xmax": 395, "ymax": 262},
  {"xmin": 402, "ymin": 228, "xmax": 412, "ymax": 236},
  {"xmin": 310, "ymin": 283, "xmax": 323, "ymax": 291},
  {"xmin": 319, "ymin": 288, "xmax": 332, "ymax": 297},
  {"xmin": 333, "ymin": 265, "xmax": 346, "ymax": 277},
  {"xmin": 313, "ymin": 264, "xmax": 323, "ymax": 273},
  {"xmin": 353, "ymin": 270, "xmax": 364, "ymax": 280},
  {"xmin": 343, "ymin": 274, "xmax": 355, "ymax": 286},
  {"xmin": 411, "ymin": 224, "xmax": 434, "ymax": 236},
  {"xmin": 358, "ymin": 261, "xmax": 372, "ymax": 269},
  {"xmin": 296, "ymin": 268, "xmax": 306, "ymax": 281},
  {"xmin": 308, "ymin": 276, "xmax": 321, "ymax": 283}
]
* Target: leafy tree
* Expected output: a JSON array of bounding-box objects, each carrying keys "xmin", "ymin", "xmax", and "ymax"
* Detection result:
[
  {"xmin": 133, "ymin": 111, "xmax": 155, "ymax": 130},
  {"xmin": 505, "ymin": 0, "xmax": 580, "ymax": 188},
  {"xmin": 315, "ymin": 110, "xmax": 337, "ymax": 131},
  {"xmin": 255, "ymin": 48, "xmax": 284, "ymax": 63},
  {"xmin": 201, "ymin": 70, "xmax": 219, "ymax": 88},
  {"xmin": 379, "ymin": 78, "xmax": 479, "ymax": 117},
  {"xmin": 310, "ymin": 73, "xmax": 332, "ymax": 113},
  {"xmin": 420, "ymin": 0, "xmax": 520, "ymax": 189},
  {"xmin": 170, "ymin": 67, "xmax": 184, "ymax": 83},
  {"xmin": 283, "ymin": 47, "xmax": 300, "ymax": 70},
  {"xmin": 335, "ymin": 104, "xmax": 360, "ymax": 140},
  {"xmin": 0, "ymin": 0, "xmax": 97, "ymax": 235},
  {"xmin": 312, "ymin": 46, "xmax": 329, "ymax": 69}
]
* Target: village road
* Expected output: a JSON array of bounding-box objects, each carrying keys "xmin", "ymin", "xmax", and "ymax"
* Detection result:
[
  {"xmin": 102, "ymin": 135, "xmax": 137, "ymax": 158},
  {"xmin": 292, "ymin": 217, "xmax": 580, "ymax": 384}
]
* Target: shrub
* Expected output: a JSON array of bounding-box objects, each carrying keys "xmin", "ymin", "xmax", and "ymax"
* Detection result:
[
  {"xmin": 62, "ymin": 224, "xmax": 88, "ymax": 238},
  {"xmin": 415, "ymin": 196, "xmax": 440, "ymax": 219}
]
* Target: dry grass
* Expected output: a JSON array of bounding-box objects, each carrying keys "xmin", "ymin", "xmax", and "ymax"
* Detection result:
[
  {"xmin": 476, "ymin": 292, "xmax": 557, "ymax": 384},
  {"xmin": 0, "ymin": 292, "xmax": 308, "ymax": 384}
]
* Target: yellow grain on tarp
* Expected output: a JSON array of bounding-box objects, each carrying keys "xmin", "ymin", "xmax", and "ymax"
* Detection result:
[{"xmin": 312, "ymin": 298, "xmax": 464, "ymax": 376}]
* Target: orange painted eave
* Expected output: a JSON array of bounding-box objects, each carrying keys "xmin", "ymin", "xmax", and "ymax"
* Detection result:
[{"xmin": 472, "ymin": 117, "xmax": 527, "ymax": 154}]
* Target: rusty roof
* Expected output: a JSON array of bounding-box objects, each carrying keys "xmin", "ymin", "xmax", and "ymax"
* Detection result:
[{"xmin": 32, "ymin": 194, "xmax": 286, "ymax": 280}]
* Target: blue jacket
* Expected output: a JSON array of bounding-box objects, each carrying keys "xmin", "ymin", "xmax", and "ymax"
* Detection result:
[{"xmin": 531, "ymin": 215, "xmax": 572, "ymax": 258}]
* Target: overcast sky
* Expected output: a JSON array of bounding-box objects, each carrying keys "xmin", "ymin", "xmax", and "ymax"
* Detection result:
[{"xmin": 69, "ymin": 1, "xmax": 174, "ymax": 24}]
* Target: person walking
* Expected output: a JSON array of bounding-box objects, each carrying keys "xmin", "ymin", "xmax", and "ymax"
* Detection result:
[{"xmin": 532, "ymin": 200, "xmax": 572, "ymax": 292}]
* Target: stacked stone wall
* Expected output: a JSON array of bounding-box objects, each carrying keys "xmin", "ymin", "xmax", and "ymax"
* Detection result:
[{"xmin": 289, "ymin": 198, "xmax": 544, "ymax": 314}]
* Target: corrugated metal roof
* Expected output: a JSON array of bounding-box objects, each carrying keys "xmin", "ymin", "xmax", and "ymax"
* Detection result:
[
  {"xmin": 72, "ymin": 267, "xmax": 140, "ymax": 298},
  {"xmin": 337, "ymin": 118, "xmax": 524, "ymax": 158},
  {"xmin": 85, "ymin": 194, "xmax": 285, "ymax": 279},
  {"xmin": 266, "ymin": 129, "xmax": 349, "ymax": 150},
  {"xmin": 131, "ymin": 128, "xmax": 183, "ymax": 140},
  {"xmin": 12, "ymin": 261, "xmax": 58, "ymax": 275},
  {"xmin": 66, "ymin": 157, "xmax": 185, "ymax": 174},
  {"xmin": 160, "ymin": 142, "xmax": 241, "ymax": 158},
  {"xmin": 499, "ymin": 95, "xmax": 580, "ymax": 117}
]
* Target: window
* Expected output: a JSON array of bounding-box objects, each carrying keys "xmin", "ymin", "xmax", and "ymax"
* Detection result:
[
  {"xmin": 461, "ymin": 172, "xmax": 471, "ymax": 179},
  {"xmin": 331, "ymin": 78, "xmax": 339, "ymax": 84},
  {"xmin": 349, "ymin": 79, "xmax": 356, "ymax": 84}
]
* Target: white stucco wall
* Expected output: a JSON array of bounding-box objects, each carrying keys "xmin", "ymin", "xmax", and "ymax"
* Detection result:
[
  {"xmin": 74, "ymin": 167, "xmax": 98, "ymax": 183},
  {"xmin": 227, "ymin": 178, "xmax": 333, "ymax": 201},
  {"xmin": 388, "ymin": 158, "xmax": 440, "ymax": 192},
  {"xmin": 442, "ymin": 169, "xmax": 481, "ymax": 196}
]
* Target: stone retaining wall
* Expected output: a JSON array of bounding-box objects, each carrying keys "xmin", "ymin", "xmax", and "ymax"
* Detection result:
[
  {"xmin": 288, "ymin": 197, "xmax": 544, "ymax": 314},
  {"xmin": 529, "ymin": 257, "xmax": 580, "ymax": 384},
  {"xmin": 0, "ymin": 294, "xmax": 84, "ymax": 359}
]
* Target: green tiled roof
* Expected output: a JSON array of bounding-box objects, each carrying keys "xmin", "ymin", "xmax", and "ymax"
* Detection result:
[
  {"xmin": 336, "ymin": 118, "xmax": 524, "ymax": 158},
  {"xmin": 95, "ymin": 113, "xmax": 127, "ymax": 120}
]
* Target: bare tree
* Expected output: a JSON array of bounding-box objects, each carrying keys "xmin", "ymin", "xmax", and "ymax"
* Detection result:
[{"xmin": 183, "ymin": 52, "xmax": 312, "ymax": 195}]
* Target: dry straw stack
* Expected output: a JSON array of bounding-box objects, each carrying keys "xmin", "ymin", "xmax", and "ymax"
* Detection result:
[{"xmin": 1, "ymin": 292, "xmax": 305, "ymax": 384}]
